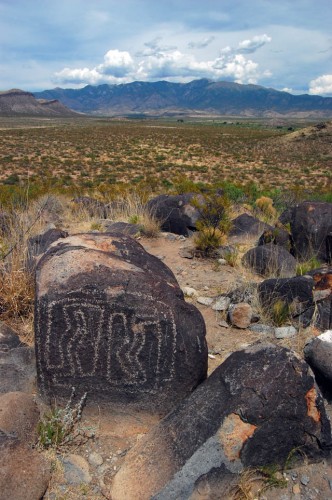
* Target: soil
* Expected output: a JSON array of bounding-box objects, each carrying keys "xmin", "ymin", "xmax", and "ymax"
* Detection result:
[{"xmin": 39, "ymin": 233, "xmax": 332, "ymax": 500}]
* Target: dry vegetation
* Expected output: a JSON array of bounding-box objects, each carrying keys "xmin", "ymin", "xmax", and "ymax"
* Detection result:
[{"xmin": 0, "ymin": 116, "xmax": 331, "ymax": 198}]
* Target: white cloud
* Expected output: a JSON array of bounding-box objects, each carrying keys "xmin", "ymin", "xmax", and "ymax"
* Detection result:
[
  {"xmin": 238, "ymin": 34, "xmax": 272, "ymax": 54},
  {"xmin": 188, "ymin": 36, "xmax": 215, "ymax": 49},
  {"xmin": 53, "ymin": 34, "xmax": 272, "ymax": 86},
  {"xmin": 309, "ymin": 74, "xmax": 332, "ymax": 95}
]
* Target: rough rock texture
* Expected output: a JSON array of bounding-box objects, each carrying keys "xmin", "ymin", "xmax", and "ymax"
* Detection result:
[
  {"xmin": 146, "ymin": 193, "xmax": 201, "ymax": 236},
  {"xmin": 0, "ymin": 336, "xmax": 36, "ymax": 394},
  {"xmin": 228, "ymin": 214, "xmax": 271, "ymax": 241},
  {"xmin": 304, "ymin": 331, "xmax": 332, "ymax": 397},
  {"xmin": 104, "ymin": 221, "xmax": 142, "ymax": 236},
  {"xmin": 289, "ymin": 201, "xmax": 332, "ymax": 262},
  {"xmin": 228, "ymin": 303, "xmax": 253, "ymax": 329},
  {"xmin": 27, "ymin": 227, "xmax": 68, "ymax": 270},
  {"xmin": 35, "ymin": 232, "xmax": 207, "ymax": 413},
  {"xmin": 257, "ymin": 226, "xmax": 292, "ymax": 251},
  {"xmin": 0, "ymin": 321, "xmax": 23, "ymax": 352},
  {"xmin": 111, "ymin": 343, "xmax": 331, "ymax": 500},
  {"xmin": 258, "ymin": 270, "xmax": 332, "ymax": 330},
  {"xmin": 242, "ymin": 243, "xmax": 296, "ymax": 277},
  {"xmin": 0, "ymin": 433, "xmax": 51, "ymax": 500},
  {"xmin": 0, "ymin": 392, "xmax": 40, "ymax": 443}
]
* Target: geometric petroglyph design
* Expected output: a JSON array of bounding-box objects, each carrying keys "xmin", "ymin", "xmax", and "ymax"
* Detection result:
[{"xmin": 36, "ymin": 289, "xmax": 178, "ymax": 393}]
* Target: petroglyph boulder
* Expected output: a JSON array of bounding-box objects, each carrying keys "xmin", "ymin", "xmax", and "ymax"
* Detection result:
[
  {"xmin": 35, "ymin": 232, "xmax": 207, "ymax": 413},
  {"xmin": 111, "ymin": 343, "xmax": 331, "ymax": 500}
]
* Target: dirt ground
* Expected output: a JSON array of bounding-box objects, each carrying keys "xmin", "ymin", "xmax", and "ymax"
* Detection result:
[{"xmin": 43, "ymin": 232, "xmax": 332, "ymax": 500}]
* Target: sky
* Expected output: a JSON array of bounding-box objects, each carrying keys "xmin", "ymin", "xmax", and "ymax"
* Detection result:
[{"xmin": 1, "ymin": 0, "xmax": 332, "ymax": 95}]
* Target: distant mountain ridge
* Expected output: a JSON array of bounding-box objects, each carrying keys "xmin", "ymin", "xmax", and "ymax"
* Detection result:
[
  {"xmin": 0, "ymin": 89, "xmax": 79, "ymax": 117},
  {"xmin": 33, "ymin": 79, "xmax": 332, "ymax": 117}
]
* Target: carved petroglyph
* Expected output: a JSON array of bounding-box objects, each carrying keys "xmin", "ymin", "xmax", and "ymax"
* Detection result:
[{"xmin": 36, "ymin": 289, "xmax": 178, "ymax": 394}]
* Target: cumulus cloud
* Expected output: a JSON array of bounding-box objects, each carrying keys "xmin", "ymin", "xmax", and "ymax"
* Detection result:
[
  {"xmin": 309, "ymin": 74, "xmax": 332, "ymax": 95},
  {"xmin": 53, "ymin": 34, "xmax": 272, "ymax": 86}
]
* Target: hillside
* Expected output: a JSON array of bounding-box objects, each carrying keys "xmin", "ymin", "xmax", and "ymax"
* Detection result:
[
  {"xmin": 34, "ymin": 79, "xmax": 332, "ymax": 117},
  {"xmin": 0, "ymin": 89, "xmax": 79, "ymax": 117}
]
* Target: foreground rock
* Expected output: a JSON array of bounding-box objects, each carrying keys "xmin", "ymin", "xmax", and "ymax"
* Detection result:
[
  {"xmin": 111, "ymin": 343, "xmax": 331, "ymax": 500},
  {"xmin": 258, "ymin": 269, "xmax": 332, "ymax": 330},
  {"xmin": 146, "ymin": 193, "xmax": 201, "ymax": 236},
  {"xmin": 242, "ymin": 243, "xmax": 296, "ymax": 277},
  {"xmin": 289, "ymin": 201, "xmax": 332, "ymax": 262},
  {"xmin": 0, "ymin": 434, "xmax": 51, "ymax": 500},
  {"xmin": 0, "ymin": 392, "xmax": 40, "ymax": 443},
  {"xmin": 35, "ymin": 232, "xmax": 207, "ymax": 413},
  {"xmin": 0, "ymin": 323, "xmax": 36, "ymax": 394},
  {"xmin": 304, "ymin": 330, "xmax": 332, "ymax": 397}
]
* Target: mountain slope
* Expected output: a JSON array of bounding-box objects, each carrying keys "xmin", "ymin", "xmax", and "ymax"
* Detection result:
[
  {"xmin": 0, "ymin": 89, "xmax": 79, "ymax": 117},
  {"xmin": 33, "ymin": 79, "xmax": 332, "ymax": 117}
]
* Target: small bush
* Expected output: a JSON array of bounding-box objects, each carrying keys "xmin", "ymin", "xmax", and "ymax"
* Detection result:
[
  {"xmin": 296, "ymin": 256, "xmax": 322, "ymax": 275},
  {"xmin": 192, "ymin": 191, "xmax": 232, "ymax": 256},
  {"xmin": 270, "ymin": 299, "xmax": 290, "ymax": 327},
  {"xmin": 255, "ymin": 195, "xmax": 277, "ymax": 218},
  {"xmin": 37, "ymin": 388, "xmax": 87, "ymax": 450}
]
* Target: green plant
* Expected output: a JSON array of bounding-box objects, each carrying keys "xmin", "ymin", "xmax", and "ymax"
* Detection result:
[
  {"xmin": 296, "ymin": 256, "xmax": 322, "ymax": 275},
  {"xmin": 192, "ymin": 191, "xmax": 232, "ymax": 256},
  {"xmin": 37, "ymin": 388, "xmax": 87, "ymax": 450},
  {"xmin": 258, "ymin": 464, "xmax": 288, "ymax": 489},
  {"xmin": 270, "ymin": 299, "xmax": 290, "ymax": 327}
]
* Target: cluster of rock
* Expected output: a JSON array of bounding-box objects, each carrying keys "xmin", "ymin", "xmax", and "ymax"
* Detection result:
[{"xmin": 1, "ymin": 195, "xmax": 332, "ymax": 499}]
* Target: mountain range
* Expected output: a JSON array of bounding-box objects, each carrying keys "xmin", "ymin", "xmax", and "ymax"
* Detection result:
[
  {"xmin": 0, "ymin": 89, "xmax": 79, "ymax": 117},
  {"xmin": 33, "ymin": 79, "xmax": 332, "ymax": 117}
]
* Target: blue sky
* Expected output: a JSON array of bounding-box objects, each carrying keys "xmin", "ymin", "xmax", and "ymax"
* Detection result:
[{"xmin": 1, "ymin": 0, "xmax": 332, "ymax": 95}]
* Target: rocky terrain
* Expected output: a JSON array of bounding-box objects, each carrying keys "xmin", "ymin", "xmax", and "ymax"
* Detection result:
[{"xmin": 0, "ymin": 194, "xmax": 332, "ymax": 500}]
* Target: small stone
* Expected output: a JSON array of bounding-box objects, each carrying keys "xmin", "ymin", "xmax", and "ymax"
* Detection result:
[
  {"xmin": 197, "ymin": 297, "xmax": 214, "ymax": 306},
  {"xmin": 203, "ymin": 286, "xmax": 209, "ymax": 291},
  {"xmin": 217, "ymin": 258, "xmax": 227, "ymax": 265},
  {"xmin": 291, "ymin": 472, "xmax": 298, "ymax": 481},
  {"xmin": 228, "ymin": 303, "xmax": 253, "ymax": 329},
  {"xmin": 219, "ymin": 320, "xmax": 229, "ymax": 328},
  {"xmin": 250, "ymin": 324, "xmax": 274, "ymax": 335},
  {"xmin": 293, "ymin": 484, "xmax": 301, "ymax": 494},
  {"xmin": 156, "ymin": 255, "xmax": 165, "ymax": 261},
  {"xmin": 275, "ymin": 326, "xmax": 297, "ymax": 339},
  {"xmin": 179, "ymin": 248, "xmax": 193, "ymax": 259},
  {"xmin": 182, "ymin": 286, "xmax": 197, "ymax": 298},
  {"xmin": 212, "ymin": 296, "xmax": 231, "ymax": 312},
  {"xmin": 61, "ymin": 454, "xmax": 92, "ymax": 485},
  {"xmin": 88, "ymin": 452, "xmax": 104, "ymax": 467},
  {"xmin": 165, "ymin": 234, "xmax": 176, "ymax": 241},
  {"xmin": 208, "ymin": 354, "xmax": 216, "ymax": 359},
  {"xmin": 300, "ymin": 475, "xmax": 310, "ymax": 486}
]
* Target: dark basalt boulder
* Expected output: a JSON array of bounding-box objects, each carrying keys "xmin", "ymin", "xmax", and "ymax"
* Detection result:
[
  {"xmin": 257, "ymin": 226, "xmax": 292, "ymax": 251},
  {"xmin": 229, "ymin": 213, "xmax": 271, "ymax": 241},
  {"xmin": 304, "ymin": 331, "xmax": 332, "ymax": 399},
  {"xmin": 242, "ymin": 243, "xmax": 296, "ymax": 277},
  {"xmin": 103, "ymin": 221, "xmax": 142, "ymax": 236},
  {"xmin": 111, "ymin": 343, "xmax": 331, "ymax": 500},
  {"xmin": 35, "ymin": 232, "xmax": 207, "ymax": 414},
  {"xmin": 0, "ymin": 323, "xmax": 36, "ymax": 394},
  {"xmin": 71, "ymin": 196, "xmax": 109, "ymax": 218},
  {"xmin": 258, "ymin": 269, "xmax": 332, "ymax": 330},
  {"xmin": 27, "ymin": 228, "xmax": 69, "ymax": 270},
  {"xmin": 289, "ymin": 201, "xmax": 332, "ymax": 262},
  {"xmin": 146, "ymin": 193, "xmax": 201, "ymax": 236}
]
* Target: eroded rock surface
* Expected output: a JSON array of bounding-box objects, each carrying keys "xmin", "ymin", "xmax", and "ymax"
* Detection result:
[
  {"xmin": 111, "ymin": 343, "xmax": 331, "ymax": 500},
  {"xmin": 35, "ymin": 232, "xmax": 207, "ymax": 413}
]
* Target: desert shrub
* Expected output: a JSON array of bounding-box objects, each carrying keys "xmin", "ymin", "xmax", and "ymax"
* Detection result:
[
  {"xmin": 192, "ymin": 191, "xmax": 232, "ymax": 256},
  {"xmin": 255, "ymin": 196, "xmax": 277, "ymax": 220},
  {"xmin": 37, "ymin": 388, "xmax": 87, "ymax": 450},
  {"xmin": 296, "ymin": 256, "xmax": 322, "ymax": 276}
]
